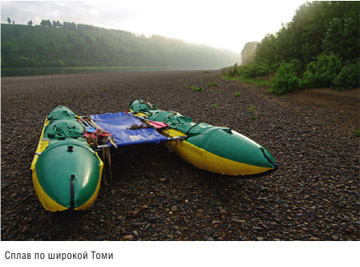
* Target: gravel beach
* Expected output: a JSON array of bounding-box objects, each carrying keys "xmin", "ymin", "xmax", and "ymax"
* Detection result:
[{"xmin": 1, "ymin": 70, "xmax": 359, "ymax": 241}]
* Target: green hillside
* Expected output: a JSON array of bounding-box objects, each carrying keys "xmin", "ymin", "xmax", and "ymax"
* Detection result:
[{"xmin": 1, "ymin": 23, "xmax": 240, "ymax": 68}]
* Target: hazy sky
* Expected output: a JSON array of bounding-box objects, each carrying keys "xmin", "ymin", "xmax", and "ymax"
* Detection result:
[{"xmin": 1, "ymin": 0, "xmax": 307, "ymax": 53}]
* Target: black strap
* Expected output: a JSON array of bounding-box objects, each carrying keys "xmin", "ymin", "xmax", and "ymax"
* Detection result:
[
  {"xmin": 260, "ymin": 148, "xmax": 277, "ymax": 169},
  {"xmin": 185, "ymin": 122, "xmax": 201, "ymax": 135},
  {"xmin": 129, "ymin": 99, "xmax": 137, "ymax": 107},
  {"xmin": 70, "ymin": 174, "xmax": 75, "ymax": 209}
]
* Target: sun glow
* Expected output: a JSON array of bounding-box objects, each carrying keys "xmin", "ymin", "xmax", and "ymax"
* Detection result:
[{"xmin": 1, "ymin": 0, "xmax": 307, "ymax": 53}]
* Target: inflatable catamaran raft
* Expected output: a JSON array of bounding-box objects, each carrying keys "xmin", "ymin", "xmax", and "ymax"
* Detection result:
[{"xmin": 31, "ymin": 101, "xmax": 277, "ymax": 211}]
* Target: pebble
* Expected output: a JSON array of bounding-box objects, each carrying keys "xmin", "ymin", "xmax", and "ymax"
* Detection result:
[
  {"xmin": 133, "ymin": 230, "xmax": 139, "ymax": 237},
  {"xmin": 96, "ymin": 235, "xmax": 106, "ymax": 241},
  {"xmin": 231, "ymin": 218, "xmax": 246, "ymax": 224},
  {"xmin": 220, "ymin": 209, "xmax": 228, "ymax": 215},
  {"xmin": 171, "ymin": 205, "xmax": 178, "ymax": 212},
  {"xmin": 345, "ymin": 225, "xmax": 356, "ymax": 233},
  {"xmin": 132, "ymin": 222, "xmax": 147, "ymax": 226},
  {"xmin": 212, "ymin": 220, "xmax": 222, "ymax": 228},
  {"xmin": 131, "ymin": 210, "xmax": 139, "ymax": 217},
  {"xmin": 123, "ymin": 235, "xmax": 134, "ymax": 240},
  {"xmin": 148, "ymin": 217, "xmax": 157, "ymax": 224}
]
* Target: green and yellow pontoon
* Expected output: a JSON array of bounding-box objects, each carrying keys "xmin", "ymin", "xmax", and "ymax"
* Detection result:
[
  {"xmin": 30, "ymin": 106, "xmax": 103, "ymax": 212},
  {"xmin": 130, "ymin": 100, "xmax": 277, "ymax": 176}
]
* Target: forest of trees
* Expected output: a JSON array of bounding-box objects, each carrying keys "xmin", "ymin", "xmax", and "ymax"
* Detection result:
[
  {"xmin": 1, "ymin": 20, "xmax": 240, "ymax": 69},
  {"xmin": 227, "ymin": 1, "xmax": 360, "ymax": 93}
]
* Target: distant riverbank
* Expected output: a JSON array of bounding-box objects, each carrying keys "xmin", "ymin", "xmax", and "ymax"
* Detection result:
[{"xmin": 1, "ymin": 65, "xmax": 222, "ymax": 77}]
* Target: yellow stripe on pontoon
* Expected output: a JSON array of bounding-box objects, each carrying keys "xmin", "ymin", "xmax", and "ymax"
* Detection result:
[
  {"xmin": 165, "ymin": 128, "xmax": 272, "ymax": 176},
  {"xmin": 30, "ymin": 118, "xmax": 67, "ymax": 212},
  {"xmin": 30, "ymin": 118, "xmax": 50, "ymax": 171},
  {"xmin": 32, "ymin": 169, "xmax": 68, "ymax": 212}
]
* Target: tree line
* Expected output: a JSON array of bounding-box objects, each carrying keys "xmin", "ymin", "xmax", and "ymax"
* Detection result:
[
  {"xmin": 6, "ymin": 17, "xmax": 95, "ymax": 30},
  {"xmin": 228, "ymin": 1, "xmax": 360, "ymax": 92}
]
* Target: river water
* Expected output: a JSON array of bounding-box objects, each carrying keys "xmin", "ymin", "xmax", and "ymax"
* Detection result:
[{"xmin": 1, "ymin": 66, "xmax": 220, "ymax": 77}]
